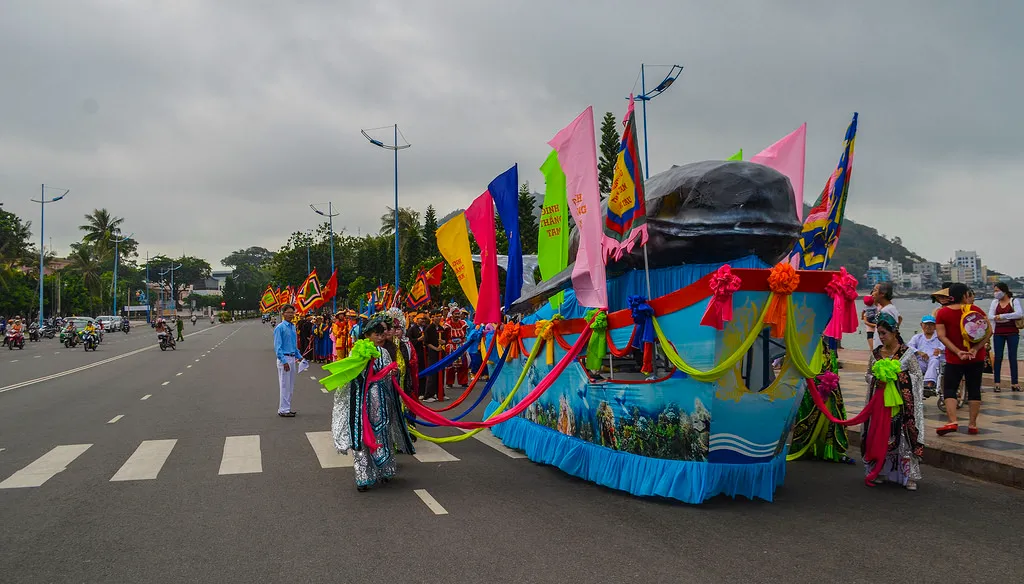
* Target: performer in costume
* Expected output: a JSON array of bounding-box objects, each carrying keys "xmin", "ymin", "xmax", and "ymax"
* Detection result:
[
  {"xmin": 331, "ymin": 311, "xmax": 352, "ymax": 361},
  {"xmin": 297, "ymin": 315, "xmax": 314, "ymax": 361},
  {"xmin": 443, "ymin": 308, "xmax": 470, "ymax": 388},
  {"xmin": 422, "ymin": 309, "xmax": 444, "ymax": 402},
  {"xmin": 331, "ymin": 313, "xmax": 415, "ymax": 491},
  {"xmin": 788, "ymin": 343, "xmax": 853, "ymax": 463}
]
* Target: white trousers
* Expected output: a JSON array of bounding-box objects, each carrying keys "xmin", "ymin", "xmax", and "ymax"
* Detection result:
[{"xmin": 277, "ymin": 357, "xmax": 296, "ymax": 413}]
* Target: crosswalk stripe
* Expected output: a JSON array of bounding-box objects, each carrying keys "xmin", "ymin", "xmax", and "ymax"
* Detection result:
[
  {"xmin": 414, "ymin": 489, "xmax": 448, "ymax": 515},
  {"xmin": 219, "ymin": 436, "xmax": 262, "ymax": 475},
  {"xmin": 305, "ymin": 431, "xmax": 353, "ymax": 468},
  {"xmin": 459, "ymin": 429, "xmax": 526, "ymax": 459},
  {"xmin": 110, "ymin": 440, "xmax": 177, "ymax": 481},
  {"xmin": 0, "ymin": 444, "xmax": 92, "ymax": 488},
  {"xmin": 413, "ymin": 441, "xmax": 460, "ymax": 463}
]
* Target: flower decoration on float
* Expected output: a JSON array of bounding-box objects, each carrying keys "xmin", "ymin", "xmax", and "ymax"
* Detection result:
[
  {"xmin": 534, "ymin": 318, "xmax": 557, "ymax": 365},
  {"xmin": 498, "ymin": 322, "xmax": 522, "ymax": 360},
  {"xmin": 628, "ymin": 295, "xmax": 656, "ymax": 375},
  {"xmin": 823, "ymin": 267, "xmax": 859, "ymax": 339},
  {"xmin": 585, "ymin": 309, "xmax": 609, "ymax": 371},
  {"xmin": 700, "ymin": 264, "xmax": 742, "ymax": 330},
  {"xmin": 764, "ymin": 262, "xmax": 800, "ymax": 338},
  {"xmin": 815, "ymin": 370, "xmax": 840, "ymax": 400}
]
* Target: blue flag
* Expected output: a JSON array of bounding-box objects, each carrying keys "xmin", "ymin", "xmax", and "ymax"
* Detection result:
[{"xmin": 488, "ymin": 164, "xmax": 521, "ymax": 311}]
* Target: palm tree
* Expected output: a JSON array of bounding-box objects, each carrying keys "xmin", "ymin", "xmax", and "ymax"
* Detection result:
[
  {"xmin": 378, "ymin": 207, "xmax": 421, "ymax": 237},
  {"xmin": 79, "ymin": 209, "xmax": 124, "ymax": 257},
  {"xmin": 67, "ymin": 244, "xmax": 103, "ymax": 299}
]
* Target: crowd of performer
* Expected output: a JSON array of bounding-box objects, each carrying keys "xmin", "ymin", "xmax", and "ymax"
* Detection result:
[{"xmin": 274, "ymin": 303, "xmax": 475, "ymax": 401}]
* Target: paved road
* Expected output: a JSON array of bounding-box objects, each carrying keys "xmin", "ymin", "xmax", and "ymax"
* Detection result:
[{"xmin": 1, "ymin": 321, "xmax": 1021, "ymax": 583}]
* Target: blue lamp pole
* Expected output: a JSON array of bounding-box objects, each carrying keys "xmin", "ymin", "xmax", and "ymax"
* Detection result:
[
  {"xmin": 30, "ymin": 185, "xmax": 69, "ymax": 327},
  {"xmin": 159, "ymin": 262, "xmax": 182, "ymax": 317},
  {"xmin": 310, "ymin": 203, "xmax": 338, "ymax": 312},
  {"xmin": 111, "ymin": 232, "xmax": 134, "ymax": 316},
  {"xmin": 144, "ymin": 252, "xmax": 151, "ymax": 324},
  {"xmin": 634, "ymin": 64, "xmax": 684, "ymax": 179},
  {"xmin": 361, "ymin": 124, "xmax": 411, "ymax": 293}
]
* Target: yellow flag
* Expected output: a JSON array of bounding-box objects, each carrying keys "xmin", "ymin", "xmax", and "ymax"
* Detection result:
[{"xmin": 436, "ymin": 212, "xmax": 479, "ymax": 309}]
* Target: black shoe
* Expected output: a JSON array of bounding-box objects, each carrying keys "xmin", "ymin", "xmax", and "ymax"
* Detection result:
[
  {"xmin": 357, "ymin": 486, "xmax": 368, "ymax": 492},
  {"xmin": 277, "ymin": 412, "xmax": 296, "ymax": 417},
  {"xmin": 1013, "ymin": 385, "xmax": 1022, "ymax": 392}
]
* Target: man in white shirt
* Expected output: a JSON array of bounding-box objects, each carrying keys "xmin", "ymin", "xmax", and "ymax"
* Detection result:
[
  {"xmin": 907, "ymin": 314, "xmax": 944, "ymax": 390},
  {"xmin": 872, "ymin": 282, "xmax": 902, "ymax": 333}
]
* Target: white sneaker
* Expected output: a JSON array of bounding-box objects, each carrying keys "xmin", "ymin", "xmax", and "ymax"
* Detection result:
[{"xmin": 424, "ymin": 397, "xmax": 437, "ymax": 403}]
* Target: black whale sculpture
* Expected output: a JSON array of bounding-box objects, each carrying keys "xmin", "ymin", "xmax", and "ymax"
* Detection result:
[{"xmin": 511, "ymin": 160, "xmax": 801, "ymax": 314}]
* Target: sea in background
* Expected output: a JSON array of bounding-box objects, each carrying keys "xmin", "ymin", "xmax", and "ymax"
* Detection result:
[{"xmin": 844, "ymin": 296, "xmax": 987, "ymax": 349}]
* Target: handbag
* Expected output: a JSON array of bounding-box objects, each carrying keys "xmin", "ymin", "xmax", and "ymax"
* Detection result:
[{"xmin": 1014, "ymin": 300, "xmax": 1024, "ymax": 330}]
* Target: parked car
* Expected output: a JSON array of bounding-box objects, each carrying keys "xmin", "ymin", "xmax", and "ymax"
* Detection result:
[{"xmin": 96, "ymin": 316, "xmax": 120, "ymax": 333}]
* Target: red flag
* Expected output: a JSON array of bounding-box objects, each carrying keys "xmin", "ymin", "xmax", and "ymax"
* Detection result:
[
  {"xmin": 321, "ymin": 270, "xmax": 338, "ymax": 301},
  {"xmin": 424, "ymin": 262, "xmax": 444, "ymax": 286}
]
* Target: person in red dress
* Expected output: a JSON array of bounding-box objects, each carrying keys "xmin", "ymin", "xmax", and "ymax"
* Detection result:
[
  {"xmin": 444, "ymin": 308, "xmax": 470, "ymax": 388},
  {"xmin": 935, "ymin": 283, "xmax": 992, "ymax": 435}
]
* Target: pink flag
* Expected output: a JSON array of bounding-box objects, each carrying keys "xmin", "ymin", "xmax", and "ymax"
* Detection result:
[
  {"xmin": 464, "ymin": 191, "xmax": 502, "ymax": 324},
  {"xmin": 548, "ymin": 106, "xmax": 608, "ymax": 309},
  {"xmin": 751, "ymin": 123, "xmax": 806, "ymax": 221}
]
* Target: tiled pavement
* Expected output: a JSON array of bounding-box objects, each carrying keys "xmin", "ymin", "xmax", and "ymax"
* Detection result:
[{"xmin": 838, "ymin": 365, "xmax": 1024, "ymax": 482}]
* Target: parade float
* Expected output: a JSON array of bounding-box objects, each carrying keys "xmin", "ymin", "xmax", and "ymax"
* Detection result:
[{"xmin": 366, "ymin": 105, "xmax": 859, "ymax": 505}]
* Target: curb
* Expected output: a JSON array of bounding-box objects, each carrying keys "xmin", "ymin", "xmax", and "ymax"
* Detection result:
[{"xmin": 845, "ymin": 428, "xmax": 1024, "ymax": 490}]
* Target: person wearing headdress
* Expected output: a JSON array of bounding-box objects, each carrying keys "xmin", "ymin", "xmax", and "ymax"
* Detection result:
[
  {"xmin": 383, "ymin": 308, "xmax": 420, "ymax": 420},
  {"xmin": 328, "ymin": 312, "xmax": 415, "ymax": 491},
  {"xmin": 297, "ymin": 314, "xmax": 314, "ymax": 361},
  {"xmin": 331, "ymin": 311, "xmax": 352, "ymax": 361},
  {"xmin": 862, "ymin": 311, "xmax": 924, "ymax": 490},
  {"xmin": 443, "ymin": 307, "xmax": 470, "ymax": 388}
]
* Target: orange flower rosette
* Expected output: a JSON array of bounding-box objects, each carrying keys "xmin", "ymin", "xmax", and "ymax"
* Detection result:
[
  {"xmin": 764, "ymin": 262, "xmax": 800, "ymax": 338},
  {"xmin": 497, "ymin": 322, "xmax": 522, "ymax": 360}
]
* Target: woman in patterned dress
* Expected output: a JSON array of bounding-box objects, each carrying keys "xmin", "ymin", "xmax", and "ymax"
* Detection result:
[
  {"xmin": 863, "ymin": 312, "xmax": 925, "ymax": 490},
  {"xmin": 331, "ymin": 313, "xmax": 416, "ymax": 491}
]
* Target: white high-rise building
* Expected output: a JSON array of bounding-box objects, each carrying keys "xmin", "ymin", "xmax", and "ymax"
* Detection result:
[{"xmin": 954, "ymin": 250, "xmax": 981, "ymax": 284}]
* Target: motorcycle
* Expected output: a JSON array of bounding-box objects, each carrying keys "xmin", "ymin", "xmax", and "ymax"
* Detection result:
[
  {"xmin": 121, "ymin": 320, "xmax": 131, "ymax": 334},
  {"xmin": 62, "ymin": 330, "xmax": 79, "ymax": 348},
  {"xmin": 81, "ymin": 330, "xmax": 99, "ymax": 352},
  {"xmin": 40, "ymin": 324, "xmax": 56, "ymax": 339},
  {"xmin": 5, "ymin": 330, "xmax": 25, "ymax": 350},
  {"xmin": 157, "ymin": 331, "xmax": 176, "ymax": 351},
  {"xmin": 27, "ymin": 324, "xmax": 40, "ymax": 342}
]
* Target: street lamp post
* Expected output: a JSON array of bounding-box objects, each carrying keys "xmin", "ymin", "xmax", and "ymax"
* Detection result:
[
  {"xmin": 634, "ymin": 64, "xmax": 684, "ymax": 179},
  {"xmin": 361, "ymin": 124, "xmax": 411, "ymax": 293},
  {"xmin": 111, "ymin": 232, "xmax": 134, "ymax": 316},
  {"xmin": 30, "ymin": 184, "xmax": 69, "ymax": 327},
  {"xmin": 159, "ymin": 262, "xmax": 183, "ymax": 318},
  {"xmin": 310, "ymin": 204, "xmax": 338, "ymax": 312}
]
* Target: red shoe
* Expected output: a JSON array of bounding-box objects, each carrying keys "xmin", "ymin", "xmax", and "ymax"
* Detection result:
[
  {"xmin": 936, "ymin": 423, "xmax": 959, "ymax": 436},
  {"xmin": 968, "ymin": 426, "xmax": 980, "ymax": 435}
]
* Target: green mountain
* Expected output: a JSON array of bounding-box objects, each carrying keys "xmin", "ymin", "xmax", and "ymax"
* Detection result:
[{"xmin": 823, "ymin": 207, "xmax": 928, "ymax": 279}]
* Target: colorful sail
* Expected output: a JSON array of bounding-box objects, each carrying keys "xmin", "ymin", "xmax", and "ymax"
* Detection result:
[
  {"xmin": 296, "ymin": 270, "xmax": 323, "ymax": 313},
  {"xmin": 436, "ymin": 212, "xmax": 479, "ymax": 309},
  {"xmin": 790, "ymin": 113, "xmax": 858, "ymax": 270},
  {"xmin": 603, "ymin": 95, "xmax": 648, "ymax": 261},
  {"xmin": 259, "ymin": 286, "xmax": 279, "ymax": 313},
  {"xmin": 538, "ymin": 149, "xmax": 570, "ymax": 308}
]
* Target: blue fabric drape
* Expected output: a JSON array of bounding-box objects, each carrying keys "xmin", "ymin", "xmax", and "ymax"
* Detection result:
[
  {"xmin": 417, "ymin": 327, "xmax": 483, "ymax": 378},
  {"xmin": 408, "ymin": 341, "xmax": 512, "ymax": 427},
  {"xmin": 489, "ymin": 164, "xmax": 522, "ymax": 311}
]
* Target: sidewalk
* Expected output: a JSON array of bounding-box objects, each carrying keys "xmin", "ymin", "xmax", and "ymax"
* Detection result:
[{"xmin": 837, "ymin": 348, "xmax": 1024, "ymax": 489}]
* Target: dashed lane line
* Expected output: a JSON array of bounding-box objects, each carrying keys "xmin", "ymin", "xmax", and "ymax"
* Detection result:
[
  {"xmin": 176, "ymin": 372, "xmax": 182, "ymax": 376},
  {"xmin": 0, "ymin": 324, "xmax": 227, "ymax": 396},
  {"xmin": 107, "ymin": 415, "xmax": 124, "ymax": 424},
  {"xmin": 414, "ymin": 489, "xmax": 448, "ymax": 515},
  {"xmin": 140, "ymin": 394, "xmax": 151, "ymax": 400},
  {"xmin": 161, "ymin": 382, "xmax": 170, "ymax": 386}
]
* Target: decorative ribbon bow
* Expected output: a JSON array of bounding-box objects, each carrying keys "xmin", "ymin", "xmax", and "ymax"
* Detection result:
[
  {"xmin": 319, "ymin": 339, "xmax": 380, "ymax": 391},
  {"xmin": 823, "ymin": 267, "xmax": 859, "ymax": 339},
  {"xmin": 815, "ymin": 370, "xmax": 840, "ymax": 400},
  {"xmin": 700, "ymin": 265, "xmax": 742, "ymax": 330},
  {"xmin": 497, "ymin": 323, "xmax": 521, "ymax": 360},
  {"xmin": 872, "ymin": 358, "xmax": 904, "ymax": 416},
  {"xmin": 628, "ymin": 295, "xmax": 656, "ymax": 375},
  {"xmin": 535, "ymin": 319, "xmax": 557, "ymax": 366},
  {"xmin": 764, "ymin": 262, "xmax": 800, "ymax": 339},
  {"xmin": 585, "ymin": 309, "xmax": 608, "ymax": 372}
]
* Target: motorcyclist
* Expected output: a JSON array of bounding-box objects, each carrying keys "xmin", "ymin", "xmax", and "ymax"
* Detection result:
[{"xmin": 191, "ymin": 314, "xmax": 197, "ymax": 326}]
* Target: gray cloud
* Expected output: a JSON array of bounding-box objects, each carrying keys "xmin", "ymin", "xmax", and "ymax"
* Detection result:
[{"xmin": 1, "ymin": 1, "xmax": 1020, "ymax": 274}]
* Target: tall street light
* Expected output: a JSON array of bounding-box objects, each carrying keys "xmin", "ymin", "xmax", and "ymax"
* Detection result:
[
  {"xmin": 30, "ymin": 185, "xmax": 69, "ymax": 327},
  {"xmin": 361, "ymin": 124, "xmax": 411, "ymax": 293},
  {"xmin": 159, "ymin": 262, "xmax": 182, "ymax": 318},
  {"xmin": 634, "ymin": 64, "xmax": 684, "ymax": 179},
  {"xmin": 309, "ymin": 203, "xmax": 338, "ymax": 312},
  {"xmin": 110, "ymin": 232, "xmax": 134, "ymax": 316}
]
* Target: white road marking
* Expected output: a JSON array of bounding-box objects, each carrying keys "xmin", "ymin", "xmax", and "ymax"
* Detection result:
[
  {"xmin": 0, "ymin": 325, "xmax": 224, "ymax": 395},
  {"xmin": 195, "ymin": 359, "xmax": 200, "ymax": 362},
  {"xmin": 219, "ymin": 435, "xmax": 262, "ymax": 475},
  {"xmin": 305, "ymin": 431, "xmax": 353, "ymax": 467},
  {"xmin": 110, "ymin": 439, "xmax": 177, "ymax": 481},
  {"xmin": 0, "ymin": 448, "xmax": 5, "ymax": 453},
  {"xmin": 320, "ymin": 387, "xmax": 328, "ymax": 394},
  {"xmin": 140, "ymin": 394, "xmax": 151, "ymax": 401},
  {"xmin": 0, "ymin": 444, "xmax": 92, "ymax": 488},
  {"xmin": 10, "ymin": 360, "xmax": 18, "ymax": 363},
  {"xmin": 414, "ymin": 489, "xmax": 448, "ymax": 515},
  {"xmin": 412, "ymin": 441, "xmax": 460, "ymax": 463},
  {"xmin": 33, "ymin": 355, "xmax": 41, "ymax": 358},
  {"xmin": 310, "ymin": 376, "xmax": 317, "ymax": 381},
  {"xmin": 187, "ymin": 365, "xmax": 192, "ymax": 369},
  {"xmin": 175, "ymin": 372, "xmax": 182, "ymax": 376},
  {"xmin": 54, "ymin": 351, "xmax": 60, "ymax": 354},
  {"xmin": 107, "ymin": 415, "xmax": 124, "ymax": 424},
  {"xmin": 459, "ymin": 429, "xmax": 526, "ymax": 458},
  {"xmin": 161, "ymin": 381, "xmax": 170, "ymax": 386}
]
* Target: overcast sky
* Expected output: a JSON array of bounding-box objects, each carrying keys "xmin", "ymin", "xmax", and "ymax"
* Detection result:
[{"xmin": 1, "ymin": 1, "xmax": 1020, "ymax": 274}]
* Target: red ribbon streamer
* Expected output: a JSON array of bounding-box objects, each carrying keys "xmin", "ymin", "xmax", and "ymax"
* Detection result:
[
  {"xmin": 700, "ymin": 264, "xmax": 742, "ymax": 330},
  {"xmin": 806, "ymin": 377, "xmax": 891, "ymax": 485}
]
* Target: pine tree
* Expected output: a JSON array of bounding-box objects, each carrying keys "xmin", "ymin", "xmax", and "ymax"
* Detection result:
[
  {"xmin": 422, "ymin": 204, "xmax": 440, "ymax": 259},
  {"xmin": 517, "ymin": 181, "xmax": 539, "ymax": 255},
  {"xmin": 598, "ymin": 111, "xmax": 620, "ymax": 197}
]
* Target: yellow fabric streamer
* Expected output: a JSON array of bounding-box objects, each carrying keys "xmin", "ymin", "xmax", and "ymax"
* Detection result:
[
  {"xmin": 784, "ymin": 296, "xmax": 825, "ymax": 378},
  {"xmin": 786, "ymin": 414, "xmax": 827, "ymax": 461},
  {"xmin": 408, "ymin": 337, "xmax": 545, "ymax": 444},
  {"xmin": 535, "ymin": 319, "xmax": 556, "ymax": 365}
]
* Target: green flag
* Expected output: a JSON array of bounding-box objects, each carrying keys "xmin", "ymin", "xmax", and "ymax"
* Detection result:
[
  {"xmin": 538, "ymin": 149, "xmax": 570, "ymax": 309},
  {"xmin": 727, "ymin": 149, "xmax": 743, "ymax": 161}
]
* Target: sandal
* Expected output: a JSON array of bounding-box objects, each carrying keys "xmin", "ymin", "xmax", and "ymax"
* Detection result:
[
  {"xmin": 1013, "ymin": 385, "xmax": 1021, "ymax": 392},
  {"xmin": 936, "ymin": 423, "xmax": 959, "ymax": 436},
  {"xmin": 968, "ymin": 426, "xmax": 980, "ymax": 435},
  {"xmin": 993, "ymin": 386, "xmax": 1002, "ymax": 393},
  {"xmin": 906, "ymin": 480, "xmax": 918, "ymax": 491}
]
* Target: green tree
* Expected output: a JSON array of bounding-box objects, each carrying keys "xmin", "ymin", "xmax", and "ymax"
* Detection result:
[
  {"xmin": 0, "ymin": 208, "xmax": 34, "ymax": 291},
  {"xmin": 67, "ymin": 244, "xmax": 104, "ymax": 300},
  {"xmin": 518, "ymin": 181, "xmax": 539, "ymax": 254},
  {"xmin": 422, "ymin": 204, "xmax": 440, "ymax": 259},
  {"xmin": 598, "ymin": 111, "xmax": 620, "ymax": 197},
  {"xmin": 79, "ymin": 209, "xmax": 124, "ymax": 258},
  {"xmin": 347, "ymin": 275, "xmax": 369, "ymax": 308}
]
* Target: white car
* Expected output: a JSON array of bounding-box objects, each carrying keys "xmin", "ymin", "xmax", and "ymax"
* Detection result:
[{"xmin": 95, "ymin": 316, "xmax": 120, "ymax": 333}]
